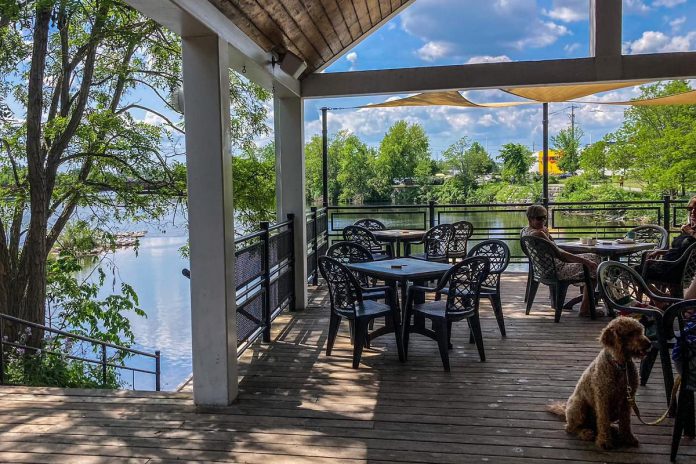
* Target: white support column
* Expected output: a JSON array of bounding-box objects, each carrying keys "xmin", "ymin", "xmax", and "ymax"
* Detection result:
[
  {"xmin": 182, "ymin": 35, "xmax": 238, "ymax": 405},
  {"xmin": 274, "ymin": 94, "xmax": 308, "ymax": 310}
]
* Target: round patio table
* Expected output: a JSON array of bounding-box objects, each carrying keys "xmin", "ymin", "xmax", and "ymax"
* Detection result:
[
  {"xmin": 371, "ymin": 229, "xmax": 426, "ymax": 257},
  {"xmin": 556, "ymin": 240, "xmax": 656, "ymax": 259}
]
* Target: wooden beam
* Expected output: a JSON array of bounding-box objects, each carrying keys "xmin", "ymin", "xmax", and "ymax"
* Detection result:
[
  {"xmin": 301, "ymin": 52, "xmax": 696, "ymax": 98},
  {"xmin": 590, "ymin": 0, "xmax": 622, "ymax": 58},
  {"xmin": 124, "ymin": 0, "xmax": 300, "ymax": 97}
]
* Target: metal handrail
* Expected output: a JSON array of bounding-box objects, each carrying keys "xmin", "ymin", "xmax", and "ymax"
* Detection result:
[{"xmin": 0, "ymin": 313, "xmax": 160, "ymax": 391}]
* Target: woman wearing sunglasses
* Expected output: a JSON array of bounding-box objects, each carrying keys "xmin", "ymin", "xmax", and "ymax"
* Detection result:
[{"xmin": 522, "ymin": 204, "xmax": 601, "ymax": 317}]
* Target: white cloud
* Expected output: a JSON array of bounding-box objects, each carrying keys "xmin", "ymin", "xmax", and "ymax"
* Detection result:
[
  {"xmin": 543, "ymin": 0, "xmax": 587, "ymax": 23},
  {"xmin": 142, "ymin": 111, "xmax": 165, "ymax": 126},
  {"xmin": 466, "ymin": 55, "xmax": 511, "ymax": 64},
  {"xmin": 564, "ymin": 42, "xmax": 581, "ymax": 54},
  {"xmin": 669, "ymin": 16, "xmax": 686, "ymax": 32},
  {"xmin": 624, "ymin": 0, "xmax": 651, "ymax": 14},
  {"xmin": 509, "ymin": 21, "xmax": 570, "ymax": 49},
  {"xmin": 625, "ymin": 30, "xmax": 696, "ymax": 54},
  {"xmin": 477, "ymin": 114, "xmax": 496, "ymax": 127},
  {"xmin": 346, "ymin": 52, "xmax": 358, "ymax": 64},
  {"xmin": 652, "ymin": 0, "xmax": 686, "ymax": 7},
  {"xmin": 416, "ymin": 41, "xmax": 455, "ymax": 62}
]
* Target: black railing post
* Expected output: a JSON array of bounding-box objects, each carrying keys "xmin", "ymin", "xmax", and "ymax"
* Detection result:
[
  {"xmin": 0, "ymin": 318, "xmax": 4, "ymax": 385},
  {"xmin": 321, "ymin": 107, "xmax": 329, "ymax": 208},
  {"xmin": 287, "ymin": 213, "xmax": 297, "ymax": 312},
  {"xmin": 155, "ymin": 350, "xmax": 161, "ymax": 391},
  {"xmin": 663, "ymin": 194, "xmax": 671, "ymax": 238},
  {"xmin": 311, "ymin": 207, "xmax": 319, "ymax": 285},
  {"xmin": 101, "ymin": 344, "xmax": 108, "ymax": 387},
  {"xmin": 261, "ymin": 221, "xmax": 272, "ymax": 342},
  {"xmin": 429, "ymin": 200, "xmax": 436, "ymax": 228}
]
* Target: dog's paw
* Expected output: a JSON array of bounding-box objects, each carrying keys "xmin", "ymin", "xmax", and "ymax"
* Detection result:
[
  {"xmin": 576, "ymin": 428, "xmax": 595, "ymax": 441},
  {"xmin": 621, "ymin": 433, "xmax": 640, "ymax": 448},
  {"xmin": 596, "ymin": 436, "xmax": 613, "ymax": 450}
]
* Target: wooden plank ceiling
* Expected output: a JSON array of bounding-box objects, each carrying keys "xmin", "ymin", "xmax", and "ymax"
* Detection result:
[{"xmin": 208, "ymin": 0, "xmax": 411, "ymax": 77}]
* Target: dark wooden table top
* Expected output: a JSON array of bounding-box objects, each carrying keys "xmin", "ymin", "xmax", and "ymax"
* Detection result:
[
  {"xmin": 556, "ymin": 240, "xmax": 655, "ymax": 258},
  {"xmin": 346, "ymin": 258, "xmax": 452, "ymax": 281},
  {"xmin": 371, "ymin": 229, "xmax": 426, "ymax": 241}
]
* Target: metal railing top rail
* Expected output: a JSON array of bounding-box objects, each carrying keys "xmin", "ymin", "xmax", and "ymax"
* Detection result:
[
  {"xmin": 0, "ymin": 313, "xmax": 159, "ymax": 358},
  {"xmin": 0, "ymin": 313, "xmax": 161, "ymax": 391}
]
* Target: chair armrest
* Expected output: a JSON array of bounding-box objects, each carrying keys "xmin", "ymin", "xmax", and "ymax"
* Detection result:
[
  {"xmin": 614, "ymin": 305, "xmax": 665, "ymax": 320},
  {"xmin": 663, "ymin": 299, "xmax": 696, "ymax": 339}
]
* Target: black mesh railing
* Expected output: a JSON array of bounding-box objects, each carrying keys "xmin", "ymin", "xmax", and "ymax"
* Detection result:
[
  {"xmin": 307, "ymin": 207, "xmax": 328, "ymax": 285},
  {"xmin": 0, "ymin": 313, "xmax": 160, "ymax": 391},
  {"xmin": 326, "ymin": 197, "xmax": 689, "ymax": 268}
]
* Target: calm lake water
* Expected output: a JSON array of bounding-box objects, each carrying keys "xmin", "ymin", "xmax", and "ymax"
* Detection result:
[{"xmin": 99, "ymin": 206, "xmax": 661, "ymax": 390}]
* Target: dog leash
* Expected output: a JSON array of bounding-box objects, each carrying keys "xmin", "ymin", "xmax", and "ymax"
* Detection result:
[{"xmin": 627, "ymin": 371, "xmax": 681, "ymax": 426}]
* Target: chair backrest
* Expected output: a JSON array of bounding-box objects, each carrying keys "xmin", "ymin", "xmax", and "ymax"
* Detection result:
[
  {"xmin": 597, "ymin": 261, "xmax": 653, "ymax": 312},
  {"xmin": 467, "ymin": 240, "xmax": 510, "ymax": 288},
  {"xmin": 353, "ymin": 218, "xmax": 386, "ymax": 231},
  {"xmin": 447, "ymin": 221, "xmax": 474, "ymax": 257},
  {"xmin": 681, "ymin": 243, "xmax": 696, "ymax": 290},
  {"xmin": 628, "ymin": 225, "xmax": 669, "ymax": 249},
  {"xmin": 520, "ymin": 236, "xmax": 560, "ymax": 283},
  {"xmin": 663, "ymin": 300, "xmax": 696, "ymax": 391},
  {"xmin": 326, "ymin": 241, "xmax": 374, "ymax": 287},
  {"xmin": 442, "ymin": 256, "xmax": 490, "ymax": 317},
  {"xmin": 625, "ymin": 225, "xmax": 669, "ymax": 266},
  {"xmin": 423, "ymin": 224, "xmax": 454, "ymax": 260},
  {"xmin": 343, "ymin": 225, "xmax": 381, "ymax": 252},
  {"xmin": 318, "ymin": 256, "xmax": 362, "ymax": 316}
]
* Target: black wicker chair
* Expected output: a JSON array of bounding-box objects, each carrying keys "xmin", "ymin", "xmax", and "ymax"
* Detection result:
[
  {"xmin": 641, "ymin": 242, "xmax": 696, "ymax": 298},
  {"xmin": 408, "ymin": 224, "xmax": 454, "ymax": 263},
  {"xmin": 663, "ymin": 299, "xmax": 696, "ymax": 462},
  {"xmin": 447, "ymin": 220, "xmax": 474, "ymax": 261},
  {"xmin": 520, "ymin": 228, "xmax": 534, "ymax": 304},
  {"xmin": 598, "ymin": 260, "xmax": 682, "ymax": 403},
  {"xmin": 521, "ymin": 235, "xmax": 597, "ymax": 322},
  {"xmin": 624, "ymin": 225, "xmax": 669, "ymax": 267},
  {"xmin": 467, "ymin": 240, "xmax": 510, "ymax": 337},
  {"xmin": 403, "ymin": 256, "xmax": 490, "ymax": 371},
  {"xmin": 343, "ymin": 225, "xmax": 393, "ymax": 260},
  {"xmin": 326, "ymin": 241, "xmax": 384, "ymax": 301},
  {"xmin": 353, "ymin": 218, "xmax": 387, "ymax": 231},
  {"xmin": 318, "ymin": 256, "xmax": 404, "ymax": 368}
]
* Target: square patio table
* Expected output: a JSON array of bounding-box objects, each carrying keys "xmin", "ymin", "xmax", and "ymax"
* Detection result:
[
  {"xmin": 371, "ymin": 229, "xmax": 426, "ymax": 257},
  {"xmin": 346, "ymin": 258, "xmax": 452, "ymax": 341}
]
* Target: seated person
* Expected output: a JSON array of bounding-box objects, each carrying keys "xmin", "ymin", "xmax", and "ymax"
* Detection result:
[
  {"xmin": 642, "ymin": 196, "xmax": 696, "ymax": 294},
  {"xmin": 522, "ymin": 204, "xmax": 601, "ymax": 317}
]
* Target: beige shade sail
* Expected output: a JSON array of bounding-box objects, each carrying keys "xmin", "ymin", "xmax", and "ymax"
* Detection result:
[
  {"xmin": 365, "ymin": 91, "xmax": 480, "ymax": 108},
  {"xmin": 583, "ymin": 89, "xmax": 696, "ymax": 106},
  {"xmin": 503, "ymin": 81, "xmax": 652, "ymax": 102}
]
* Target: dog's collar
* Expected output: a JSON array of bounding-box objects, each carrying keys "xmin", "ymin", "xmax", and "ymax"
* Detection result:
[{"xmin": 605, "ymin": 351, "xmax": 627, "ymax": 371}]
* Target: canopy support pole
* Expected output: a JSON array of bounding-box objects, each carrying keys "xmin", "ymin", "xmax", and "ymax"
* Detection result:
[
  {"xmin": 321, "ymin": 107, "xmax": 329, "ymax": 208},
  {"xmin": 542, "ymin": 103, "xmax": 549, "ymax": 207}
]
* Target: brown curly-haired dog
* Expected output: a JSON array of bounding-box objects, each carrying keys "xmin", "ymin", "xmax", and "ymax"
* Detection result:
[{"xmin": 548, "ymin": 317, "xmax": 652, "ymax": 449}]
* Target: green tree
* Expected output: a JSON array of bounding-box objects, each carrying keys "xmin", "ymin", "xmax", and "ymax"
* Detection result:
[
  {"xmin": 233, "ymin": 143, "xmax": 276, "ymax": 226},
  {"xmin": 499, "ymin": 143, "xmax": 534, "ymax": 184},
  {"xmin": 373, "ymin": 121, "xmax": 431, "ymax": 200},
  {"xmin": 442, "ymin": 138, "xmax": 494, "ymax": 191},
  {"xmin": 0, "ymin": 0, "xmax": 270, "ymax": 340},
  {"xmin": 608, "ymin": 80, "xmax": 696, "ymax": 195},
  {"xmin": 552, "ymin": 125, "xmax": 584, "ymax": 174},
  {"xmin": 580, "ymin": 139, "xmax": 609, "ymax": 179}
]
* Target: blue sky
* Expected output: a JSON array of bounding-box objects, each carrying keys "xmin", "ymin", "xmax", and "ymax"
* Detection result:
[{"xmin": 302, "ymin": 0, "xmax": 696, "ymax": 158}]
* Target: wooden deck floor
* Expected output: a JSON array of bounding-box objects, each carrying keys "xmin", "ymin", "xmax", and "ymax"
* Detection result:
[{"xmin": 1, "ymin": 273, "xmax": 694, "ymax": 463}]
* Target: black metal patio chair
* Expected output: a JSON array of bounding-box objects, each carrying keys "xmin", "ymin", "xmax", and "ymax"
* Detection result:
[
  {"xmin": 467, "ymin": 240, "xmax": 510, "ymax": 337},
  {"xmin": 663, "ymin": 299, "xmax": 696, "ymax": 462},
  {"xmin": 521, "ymin": 235, "xmax": 597, "ymax": 322},
  {"xmin": 343, "ymin": 225, "xmax": 393, "ymax": 260},
  {"xmin": 318, "ymin": 256, "xmax": 404, "ymax": 368},
  {"xmin": 353, "ymin": 218, "xmax": 387, "ymax": 231},
  {"xmin": 598, "ymin": 260, "xmax": 681, "ymax": 403},
  {"xmin": 408, "ymin": 223, "xmax": 454, "ymax": 263},
  {"xmin": 641, "ymin": 242, "xmax": 696, "ymax": 299},
  {"xmin": 326, "ymin": 241, "xmax": 384, "ymax": 302},
  {"xmin": 445, "ymin": 220, "xmax": 474, "ymax": 261},
  {"xmin": 520, "ymin": 228, "xmax": 534, "ymax": 304},
  {"xmin": 403, "ymin": 256, "xmax": 490, "ymax": 371},
  {"xmin": 624, "ymin": 224, "xmax": 669, "ymax": 267}
]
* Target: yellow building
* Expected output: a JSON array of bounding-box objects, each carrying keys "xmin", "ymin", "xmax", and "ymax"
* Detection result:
[{"xmin": 537, "ymin": 150, "xmax": 564, "ymax": 175}]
